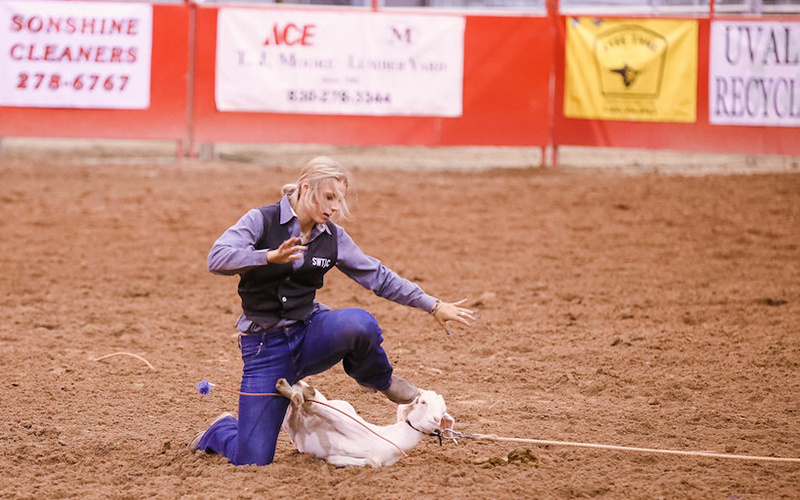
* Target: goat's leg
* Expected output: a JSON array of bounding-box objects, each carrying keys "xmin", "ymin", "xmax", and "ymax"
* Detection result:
[
  {"xmin": 327, "ymin": 455, "xmax": 382, "ymax": 468},
  {"xmin": 274, "ymin": 378, "xmax": 294, "ymax": 399},
  {"xmin": 275, "ymin": 378, "xmax": 304, "ymax": 406}
]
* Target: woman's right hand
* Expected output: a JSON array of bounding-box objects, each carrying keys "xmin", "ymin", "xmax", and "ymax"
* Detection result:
[{"xmin": 266, "ymin": 237, "xmax": 307, "ymax": 264}]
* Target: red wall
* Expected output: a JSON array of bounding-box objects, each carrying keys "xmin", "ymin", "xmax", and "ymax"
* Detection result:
[{"xmin": 0, "ymin": 2, "xmax": 796, "ymax": 158}]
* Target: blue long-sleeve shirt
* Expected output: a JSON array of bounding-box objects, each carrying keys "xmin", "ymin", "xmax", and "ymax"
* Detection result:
[{"xmin": 208, "ymin": 195, "xmax": 437, "ymax": 333}]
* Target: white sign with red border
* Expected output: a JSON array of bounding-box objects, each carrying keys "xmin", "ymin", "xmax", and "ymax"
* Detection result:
[
  {"xmin": 0, "ymin": 0, "xmax": 152, "ymax": 109},
  {"xmin": 216, "ymin": 8, "xmax": 465, "ymax": 117},
  {"xmin": 709, "ymin": 20, "xmax": 800, "ymax": 127}
]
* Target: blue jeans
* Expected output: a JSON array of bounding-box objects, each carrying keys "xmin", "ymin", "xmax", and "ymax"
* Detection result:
[{"xmin": 195, "ymin": 308, "xmax": 393, "ymax": 465}]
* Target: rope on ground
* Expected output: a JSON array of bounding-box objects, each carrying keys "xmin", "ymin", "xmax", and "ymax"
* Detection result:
[
  {"xmin": 93, "ymin": 352, "xmax": 155, "ymax": 370},
  {"xmin": 447, "ymin": 432, "xmax": 800, "ymax": 464}
]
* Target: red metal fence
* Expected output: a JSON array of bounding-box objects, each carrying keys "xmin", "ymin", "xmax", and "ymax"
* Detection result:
[{"xmin": 0, "ymin": 1, "xmax": 796, "ymax": 161}]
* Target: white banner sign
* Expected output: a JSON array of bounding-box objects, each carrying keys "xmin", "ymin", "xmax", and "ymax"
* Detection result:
[
  {"xmin": 709, "ymin": 20, "xmax": 800, "ymax": 127},
  {"xmin": 216, "ymin": 9, "xmax": 465, "ymax": 117},
  {"xmin": 0, "ymin": 0, "xmax": 152, "ymax": 109}
]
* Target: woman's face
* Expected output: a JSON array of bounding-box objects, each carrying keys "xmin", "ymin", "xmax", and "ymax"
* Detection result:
[{"xmin": 301, "ymin": 179, "xmax": 346, "ymax": 225}]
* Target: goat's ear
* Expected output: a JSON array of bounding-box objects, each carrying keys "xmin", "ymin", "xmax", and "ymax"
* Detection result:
[
  {"xmin": 396, "ymin": 403, "xmax": 413, "ymax": 423},
  {"xmin": 442, "ymin": 412, "xmax": 455, "ymax": 432}
]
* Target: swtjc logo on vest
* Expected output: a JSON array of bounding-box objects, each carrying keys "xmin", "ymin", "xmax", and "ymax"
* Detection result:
[{"xmin": 311, "ymin": 257, "xmax": 331, "ymax": 268}]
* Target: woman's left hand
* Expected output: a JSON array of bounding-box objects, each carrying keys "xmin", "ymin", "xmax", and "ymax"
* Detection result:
[{"xmin": 433, "ymin": 298, "xmax": 477, "ymax": 335}]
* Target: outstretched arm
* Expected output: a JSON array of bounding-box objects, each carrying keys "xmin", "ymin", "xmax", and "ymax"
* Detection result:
[
  {"xmin": 335, "ymin": 227, "xmax": 436, "ymax": 310},
  {"xmin": 335, "ymin": 228, "xmax": 477, "ymax": 334}
]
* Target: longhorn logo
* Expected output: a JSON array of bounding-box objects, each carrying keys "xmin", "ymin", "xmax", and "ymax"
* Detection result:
[{"xmin": 593, "ymin": 25, "xmax": 667, "ymax": 97}]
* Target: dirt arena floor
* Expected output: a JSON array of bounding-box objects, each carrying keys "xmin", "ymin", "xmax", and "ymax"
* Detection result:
[{"xmin": 1, "ymin": 141, "xmax": 799, "ymax": 499}]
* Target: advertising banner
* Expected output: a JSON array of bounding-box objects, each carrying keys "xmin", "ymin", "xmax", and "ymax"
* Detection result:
[
  {"xmin": 709, "ymin": 20, "xmax": 800, "ymax": 127},
  {"xmin": 215, "ymin": 8, "xmax": 465, "ymax": 117},
  {"xmin": 0, "ymin": 0, "xmax": 152, "ymax": 109},
  {"xmin": 564, "ymin": 17, "xmax": 698, "ymax": 123}
]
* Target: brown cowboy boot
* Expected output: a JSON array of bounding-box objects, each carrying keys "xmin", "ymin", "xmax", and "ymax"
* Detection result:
[{"xmin": 380, "ymin": 375, "xmax": 420, "ymax": 404}]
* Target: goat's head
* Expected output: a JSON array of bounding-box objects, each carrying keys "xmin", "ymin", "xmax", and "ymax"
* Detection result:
[{"xmin": 397, "ymin": 390, "xmax": 455, "ymax": 435}]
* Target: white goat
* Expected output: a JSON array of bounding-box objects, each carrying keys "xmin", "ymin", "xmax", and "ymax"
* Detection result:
[{"xmin": 276, "ymin": 378, "xmax": 454, "ymax": 467}]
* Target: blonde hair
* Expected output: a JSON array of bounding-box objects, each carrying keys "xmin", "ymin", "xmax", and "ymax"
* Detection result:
[{"xmin": 282, "ymin": 156, "xmax": 351, "ymax": 222}]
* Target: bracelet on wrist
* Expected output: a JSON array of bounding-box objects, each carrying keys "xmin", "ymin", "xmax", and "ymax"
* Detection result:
[{"xmin": 429, "ymin": 299, "xmax": 443, "ymax": 315}]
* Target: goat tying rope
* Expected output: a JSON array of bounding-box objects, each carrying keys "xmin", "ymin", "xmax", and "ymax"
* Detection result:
[{"xmin": 196, "ymin": 381, "xmax": 800, "ymax": 465}]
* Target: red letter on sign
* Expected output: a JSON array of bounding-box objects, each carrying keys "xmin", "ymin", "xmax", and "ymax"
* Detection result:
[
  {"xmin": 300, "ymin": 24, "xmax": 315, "ymax": 46},
  {"xmin": 283, "ymin": 23, "xmax": 301, "ymax": 45},
  {"xmin": 264, "ymin": 23, "xmax": 315, "ymax": 46},
  {"xmin": 11, "ymin": 14, "xmax": 23, "ymax": 31},
  {"xmin": 264, "ymin": 24, "xmax": 282, "ymax": 45}
]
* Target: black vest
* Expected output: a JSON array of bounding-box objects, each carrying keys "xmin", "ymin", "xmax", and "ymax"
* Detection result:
[{"xmin": 238, "ymin": 203, "xmax": 338, "ymax": 327}]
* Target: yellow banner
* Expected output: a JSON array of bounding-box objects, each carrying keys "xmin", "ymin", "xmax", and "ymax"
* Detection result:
[{"xmin": 564, "ymin": 17, "xmax": 698, "ymax": 123}]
